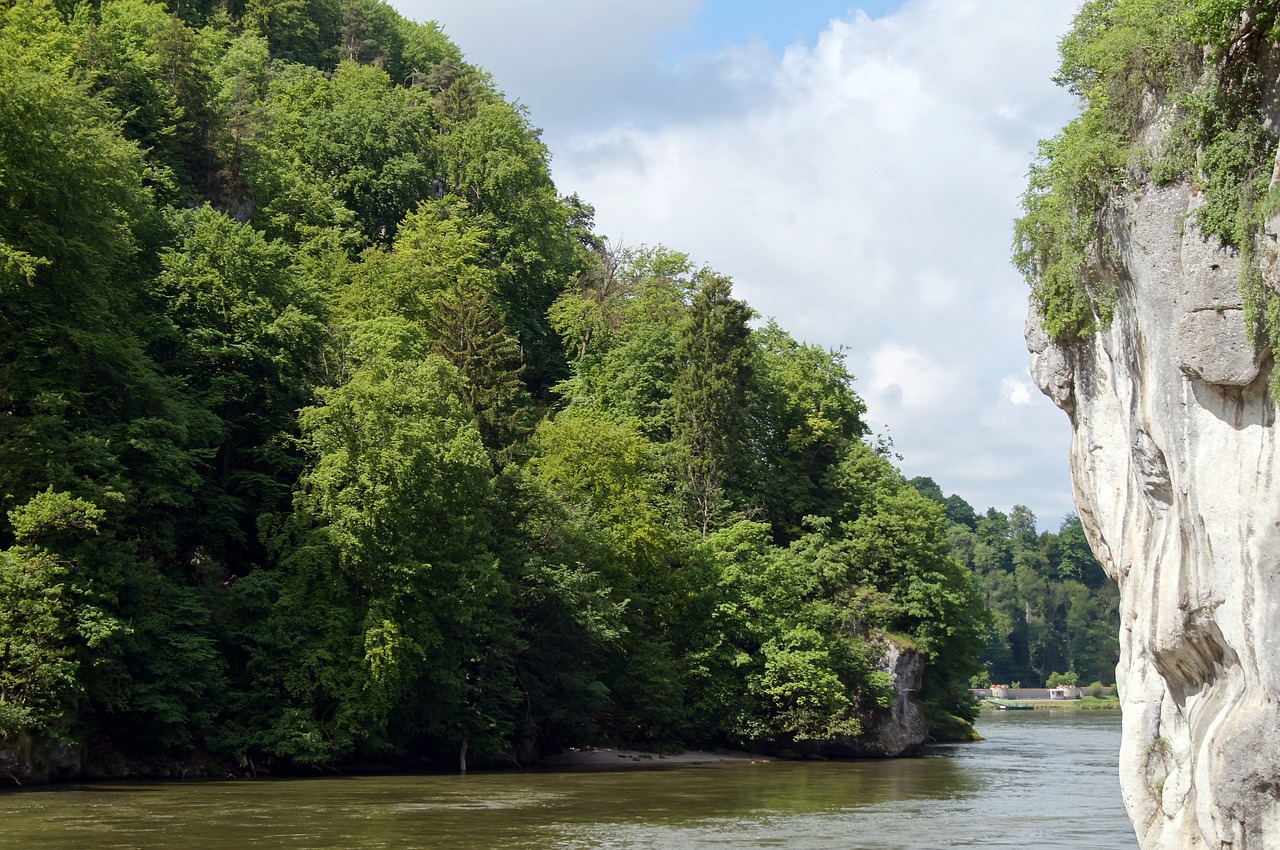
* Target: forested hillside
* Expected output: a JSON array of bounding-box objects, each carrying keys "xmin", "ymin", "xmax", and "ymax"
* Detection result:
[{"xmin": 0, "ymin": 0, "xmax": 1101, "ymax": 775}]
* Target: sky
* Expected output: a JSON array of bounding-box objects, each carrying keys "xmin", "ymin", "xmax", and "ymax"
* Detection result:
[{"xmin": 389, "ymin": 0, "xmax": 1084, "ymax": 528}]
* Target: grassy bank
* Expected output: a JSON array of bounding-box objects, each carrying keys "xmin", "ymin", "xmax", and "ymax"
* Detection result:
[{"xmin": 979, "ymin": 696, "xmax": 1121, "ymax": 712}]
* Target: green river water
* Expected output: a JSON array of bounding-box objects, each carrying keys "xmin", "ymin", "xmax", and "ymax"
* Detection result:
[{"xmin": 0, "ymin": 711, "xmax": 1136, "ymax": 849}]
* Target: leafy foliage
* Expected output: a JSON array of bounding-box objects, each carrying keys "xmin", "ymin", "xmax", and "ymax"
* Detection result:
[
  {"xmin": 0, "ymin": 0, "xmax": 999, "ymax": 769},
  {"xmin": 673, "ymin": 274, "xmax": 754, "ymax": 536},
  {"xmin": 0, "ymin": 491, "xmax": 116, "ymax": 740}
]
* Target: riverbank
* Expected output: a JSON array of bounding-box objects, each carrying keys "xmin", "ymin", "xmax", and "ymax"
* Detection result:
[
  {"xmin": 979, "ymin": 696, "xmax": 1120, "ymax": 712},
  {"xmin": 536, "ymin": 748, "xmax": 773, "ymax": 769}
]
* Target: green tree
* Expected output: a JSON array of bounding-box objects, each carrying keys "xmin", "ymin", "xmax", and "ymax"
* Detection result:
[
  {"xmin": 435, "ymin": 99, "xmax": 584, "ymax": 389},
  {"xmin": 150, "ymin": 204, "xmax": 325, "ymax": 564},
  {"xmin": 824, "ymin": 443, "xmax": 989, "ymax": 734},
  {"xmin": 0, "ymin": 491, "xmax": 119, "ymax": 740},
  {"xmin": 241, "ymin": 0, "xmax": 340, "ymax": 68},
  {"xmin": 526, "ymin": 409, "xmax": 690, "ymax": 746},
  {"xmin": 82, "ymin": 0, "xmax": 221, "ymax": 201},
  {"xmin": 692, "ymin": 521, "xmax": 890, "ymax": 745},
  {"xmin": 427, "ymin": 279, "xmax": 530, "ymax": 463},
  {"xmin": 334, "ymin": 0, "xmax": 402, "ymax": 72},
  {"xmin": 1057, "ymin": 512, "xmax": 1106, "ymax": 585},
  {"xmin": 909, "ymin": 476, "xmax": 945, "ymax": 503},
  {"xmin": 744, "ymin": 323, "xmax": 868, "ymax": 538},
  {"xmin": 549, "ymin": 246, "xmax": 697, "ymax": 443},
  {"xmin": 673, "ymin": 274, "xmax": 754, "ymax": 537},
  {"xmin": 263, "ymin": 318, "xmax": 515, "ymax": 761},
  {"xmin": 944, "ymin": 494, "xmax": 978, "ymax": 530},
  {"xmin": 256, "ymin": 60, "xmax": 438, "ymax": 244},
  {"xmin": 0, "ymin": 0, "xmax": 158, "ymax": 516}
]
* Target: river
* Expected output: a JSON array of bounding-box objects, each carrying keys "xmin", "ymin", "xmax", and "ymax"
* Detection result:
[{"xmin": 0, "ymin": 710, "xmax": 1136, "ymax": 849}]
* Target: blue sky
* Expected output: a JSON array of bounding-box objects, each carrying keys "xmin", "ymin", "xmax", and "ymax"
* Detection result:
[
  {"xmin": 668, "ymin": 1, "xmax": 908, "ymax": 56},
  {"xmin": 393, "ymin": 1, "xmax": 1083, "ymax": 527}
]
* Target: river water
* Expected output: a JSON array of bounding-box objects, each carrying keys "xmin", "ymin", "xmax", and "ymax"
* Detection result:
[{"xmin": 1, "ymin": 711, "xmax": 1136, "ymax": 849}]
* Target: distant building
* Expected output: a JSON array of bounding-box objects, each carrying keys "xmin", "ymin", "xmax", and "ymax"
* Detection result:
[{"xmin": 1049, "ymin": 685, "xmax": 1082, "ymax": 700}]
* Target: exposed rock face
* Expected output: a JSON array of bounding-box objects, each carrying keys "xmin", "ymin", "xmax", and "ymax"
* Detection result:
[
  {"xmin": 1027, "ymin": 180, "xmax": 1280, "ymax": 849},
  {"xmin": 0, "ymin": 734, "xmax": 81, "ymax": 785},
  {"xmin": 789, "ymin": 638, "xmax": 928, "ymax": 759},
  {"xmin": 0, "ymin": 733, "xmax": 236, "ymax": 786},
  {"xmin": 855, "ymin": 638, "xmax": 929, "ymax": 757}
]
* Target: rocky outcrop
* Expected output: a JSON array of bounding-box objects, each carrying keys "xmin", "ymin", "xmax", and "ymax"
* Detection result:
[
  {"xmin": 0, "ymin": 733, "xmax": 235, "ymax": 786},
  {"xmin": 1027, "ymin": 178, "xmax": 1280, "ymax": 848},
  {"xmin": 0, "ymin": 734, "xmax": 82, "ymax": 785},
  {"xmin": 858, "ymin": 638, "xmax": 929, "ymax": 755},
  {"xmin": 788, "ymin": 638, "xmax": 928, "ymax": 759}
]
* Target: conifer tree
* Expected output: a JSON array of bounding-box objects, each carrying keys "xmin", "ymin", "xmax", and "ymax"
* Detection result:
[
  {"xmin": 427, "ymin": 279, "xmax": 529, "ymax": 462},
  {"xmin": 672, "ymin": 274, "xmax": 753, "ymax": 537}
]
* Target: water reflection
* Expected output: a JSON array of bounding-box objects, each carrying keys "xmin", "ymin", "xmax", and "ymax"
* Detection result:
[{"xmin": 0, "ymin": 711, "xmax": 1135, "ymax": 849}]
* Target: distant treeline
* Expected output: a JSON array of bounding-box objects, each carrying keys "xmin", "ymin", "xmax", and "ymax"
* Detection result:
[{"xmin": 907, "ymin": 482, "xmax": 1119, "ymax": 688}]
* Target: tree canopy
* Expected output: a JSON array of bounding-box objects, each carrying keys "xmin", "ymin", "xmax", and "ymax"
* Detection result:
[{"xmin": 0, "ymin": 0, "xmax": 1086, "ymax": 772}]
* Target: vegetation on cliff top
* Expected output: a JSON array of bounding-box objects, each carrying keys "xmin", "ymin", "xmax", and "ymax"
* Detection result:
[{"xmin": 1014, "ymin": 0, "xmax": 1280, "ymax": 358}]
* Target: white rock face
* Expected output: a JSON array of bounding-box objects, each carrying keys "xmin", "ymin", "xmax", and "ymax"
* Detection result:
[{"xmin": 1027, "ymin": 181, "xmax": 1280, "ymax": 849}]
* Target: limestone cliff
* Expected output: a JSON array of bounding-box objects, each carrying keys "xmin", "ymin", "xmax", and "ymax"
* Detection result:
[{"xmin": 1028, "ymin": 173, "xmax": 1280, "ymax": 847}]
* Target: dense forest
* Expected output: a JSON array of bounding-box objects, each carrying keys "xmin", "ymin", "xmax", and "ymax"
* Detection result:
[
  {"xmin": 907, "ymin": 487, "xmax": 1120, "ymax": 689},
  {"xmin": 0, "ymin": 0, "xmax": 1117, "ymax": 774}
]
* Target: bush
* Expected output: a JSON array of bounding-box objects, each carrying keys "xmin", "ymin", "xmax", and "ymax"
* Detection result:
[{"xmin": 1047, "ymin": 670, "xmax": 1079, "ymax": 688}]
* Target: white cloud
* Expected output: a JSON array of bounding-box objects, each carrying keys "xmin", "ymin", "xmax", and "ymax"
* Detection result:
[
  {"xmin": 1002, "ymin": 376, "xmax": 1034, "ymax": 406},
  {"xmin": 866, "ymin": 344, "xmax": 960, "ymax": 414},
  {"xmin": 387, "ymin": 0, "xmax": 1083, "ymax": 526}
]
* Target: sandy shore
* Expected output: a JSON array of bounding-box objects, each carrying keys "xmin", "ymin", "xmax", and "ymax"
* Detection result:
[{"xmin": 536, "ymin": 748, "xmax": 773, "ymax": 769}]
